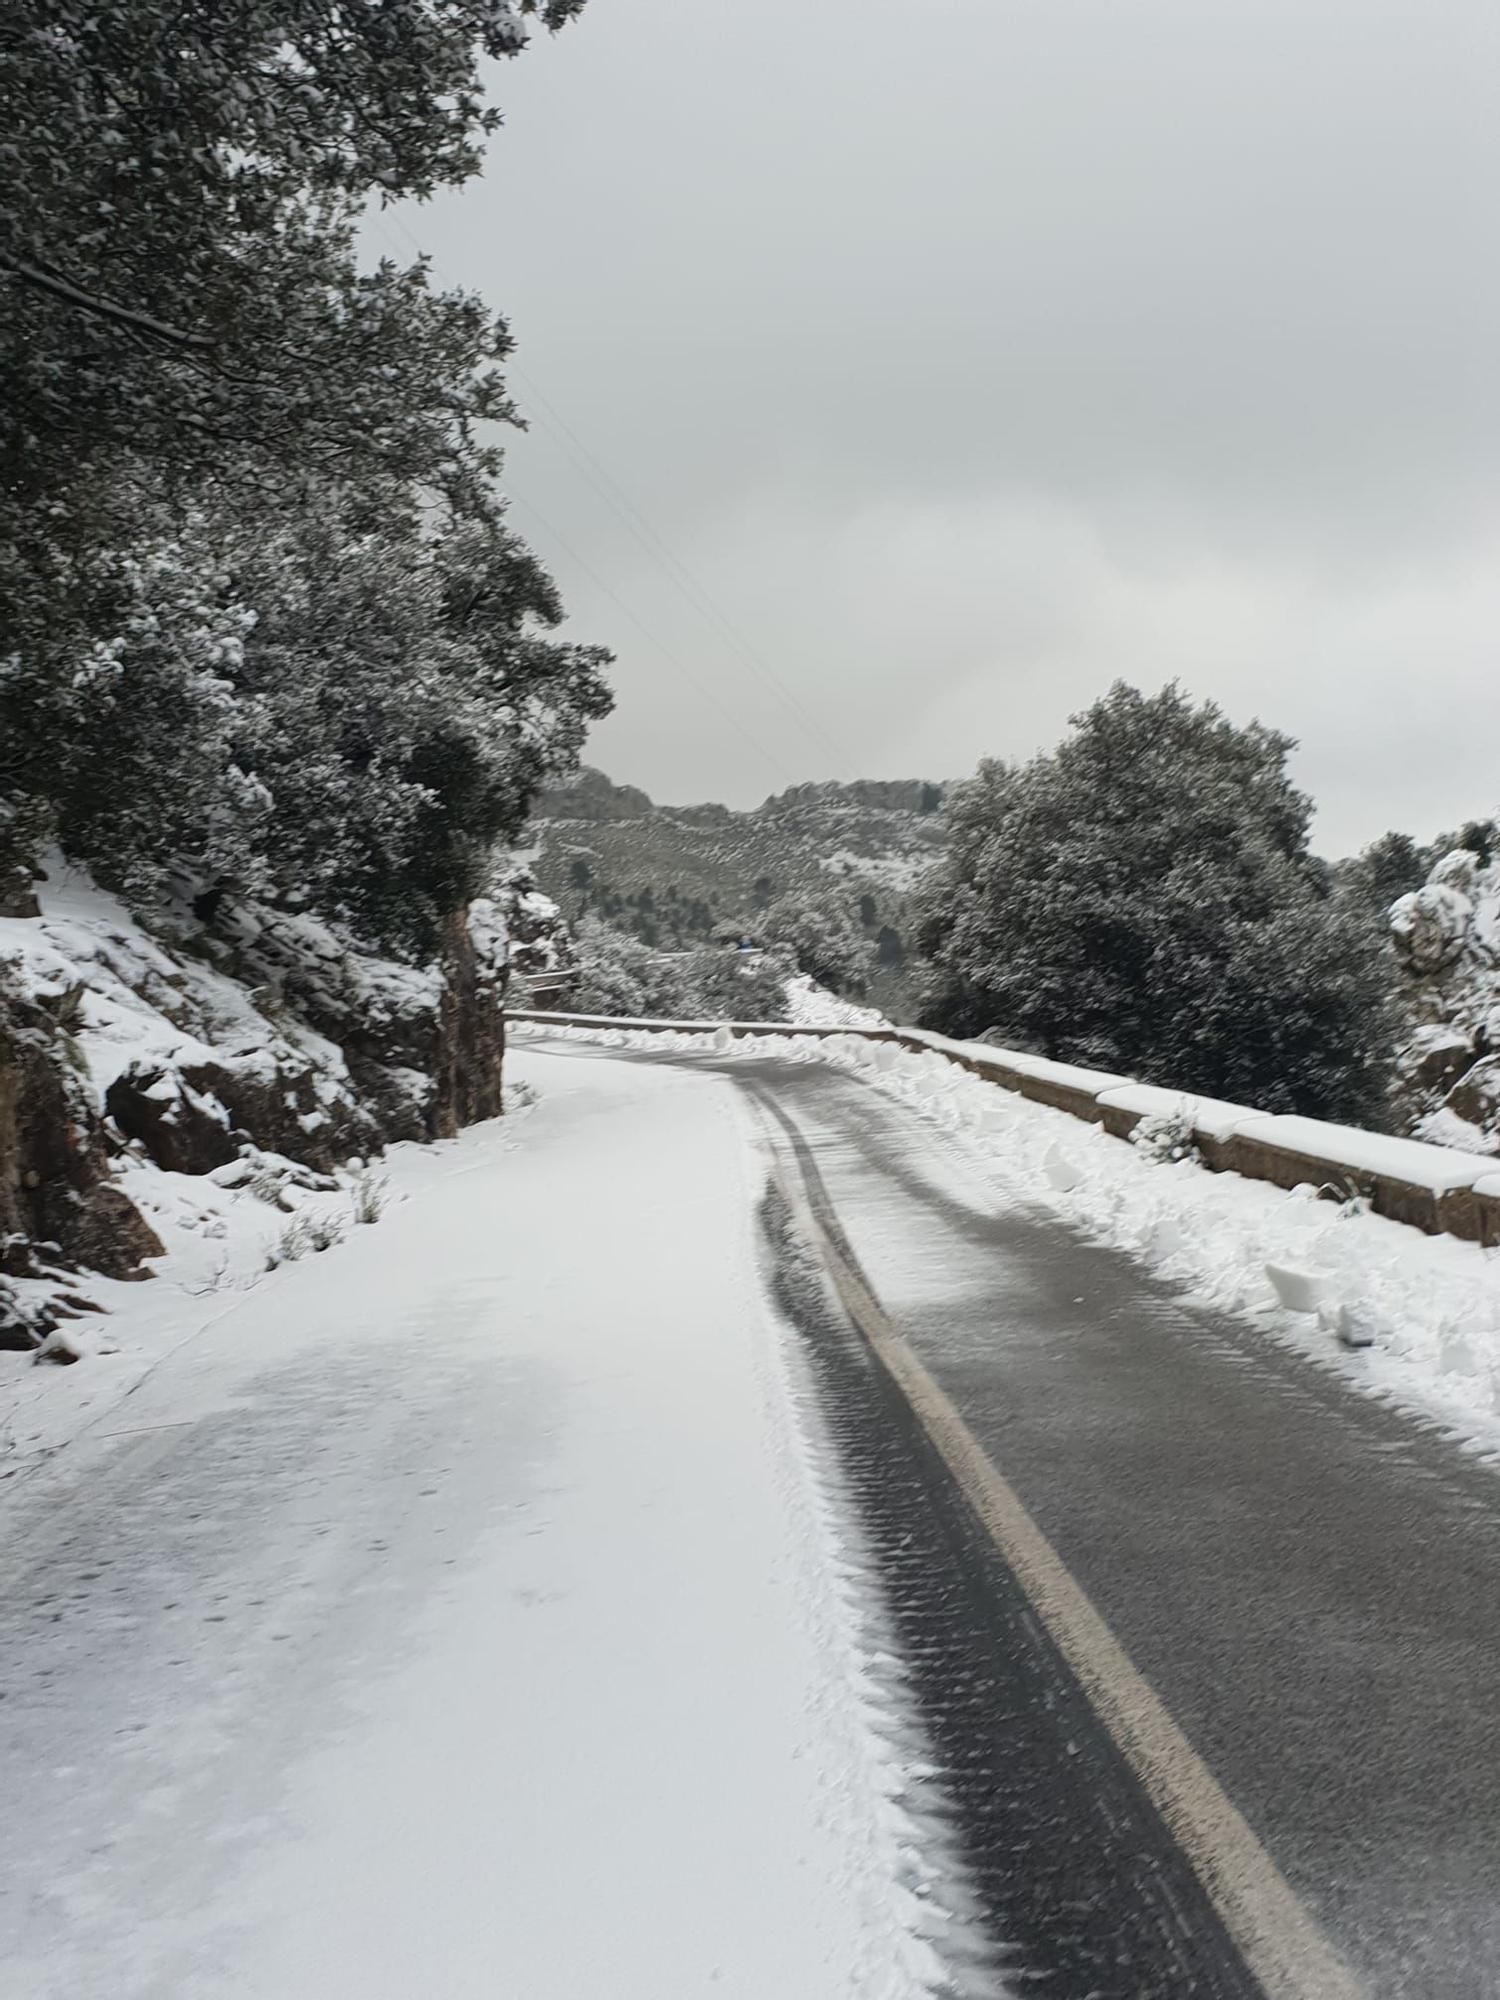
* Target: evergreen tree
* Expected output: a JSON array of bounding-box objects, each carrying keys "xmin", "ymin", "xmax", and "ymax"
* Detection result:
[
  {"xmin": 0, "ymin": 0, "xmax": 610, "ymax": 957},
  {"xmin": 1332, "ymin": 832, "xmax": 1435, "ymax": 925},
  {"xmin": 761, "ymin": 893, "xmax": 875, "ymax": 997},
  {"xmin": 1, "ymin": 0, "xmax": 583, "ymax": 511},
  {"xmin": 918, "ymin": 683, "xmax": 1396, "ymax": 1122}
]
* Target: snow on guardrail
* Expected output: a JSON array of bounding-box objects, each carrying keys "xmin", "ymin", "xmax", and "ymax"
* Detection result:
[{"xmin": 507, "ymin": 1007, "xmax": 1500, "ymax": 1249}]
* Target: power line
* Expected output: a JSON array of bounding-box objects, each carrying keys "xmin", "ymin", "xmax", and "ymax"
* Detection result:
[
  {"xmin": 508, "ymin": 363, "xmax": 842, "ymax": 766},
  {"xmin": 504, "ymin": 484, "xmax": 795, "ymax": 789},
  {"xmin": 370, "ymin": 204, "xmax": 817, "ymax": 790}
]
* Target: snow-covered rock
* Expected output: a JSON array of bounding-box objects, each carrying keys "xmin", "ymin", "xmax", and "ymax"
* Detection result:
[
  {"xmin": 490, "ymin": 865, "xmax": 564, "ymax": 977},
  {"xmin": 0, "ymin": 859, "xmax": 515, "ymax": 1342},
  {"xmin": 1391, "ymin": 828, "xmax": 1500, "ymax": 1155}
]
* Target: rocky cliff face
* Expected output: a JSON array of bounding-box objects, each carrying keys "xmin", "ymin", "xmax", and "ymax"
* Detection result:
[
  {"xmin": 0, "ymin": 975, "xmax": 165, "ymax": 1315},
  {"xmin": 533, "ymin": 768, "xmax": 655, "ymax": 822},
  {"xmin": 1391, "ymin": 834, "xmax": 1500, "ymax": 1154},
  {"xmin": 0, "ymin": 864, "xmax": 511, "ymax": 1345},
  {"xmin": 491, "ymin": 865, "xmax": 570, "ymax": 982}
]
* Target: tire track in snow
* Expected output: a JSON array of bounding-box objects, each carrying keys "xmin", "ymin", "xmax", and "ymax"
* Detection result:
[{"xmin": 745, "ymin": 1174, "xmax": 1009, "ymax": 2000}]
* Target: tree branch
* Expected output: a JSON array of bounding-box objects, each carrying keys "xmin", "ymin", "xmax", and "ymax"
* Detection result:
[{"xmin": 0, "ymin": 255, "xmax": 215, "ymax": 352}]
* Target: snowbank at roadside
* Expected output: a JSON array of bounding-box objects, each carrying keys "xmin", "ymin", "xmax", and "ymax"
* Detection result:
[
  {"xmin": 782, "ymin": 973, "xmax": 889, "ymax": 1031},
  {"xmin": 515, "ymin": 1020, "xmax": 1500, "ymax": 1460},
  {"xmin": 0, "ymin": 1116, "xmax": 462, "ymax": 1473}
]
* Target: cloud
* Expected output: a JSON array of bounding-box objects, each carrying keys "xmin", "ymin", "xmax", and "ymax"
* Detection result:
[
  {"xmin": 563, "ymin": 477, "xmax": 1500, "ymax": 852},
  {"xmin": 382, "ymin": 0, "xmax": 1500, "ymax": 854}
]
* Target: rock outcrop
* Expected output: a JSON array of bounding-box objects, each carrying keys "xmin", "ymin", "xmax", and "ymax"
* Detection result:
[
  {"xmin": 0, "ymin": 863, "xmax": 513, "ymax": 1342},
  {"xmin": 1391, "ymin": 833, "xmax": 1500, "ymax": 1154},
  {"xmin": 0, "ymin": 972, "xmax": 164, "ymax": 1346},
  {"xmin": 491, "ymin": 865, "xmax": 572, "ymax": 1001}
]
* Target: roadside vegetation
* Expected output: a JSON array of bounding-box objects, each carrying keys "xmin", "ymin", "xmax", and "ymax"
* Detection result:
[
  {"xmin": 915, "ymin": 685, "xmax": 1400, "ymax": 1123},
  {"xmin": 1, "ymin": 0, "xmax": 607, "ymax": 954}
]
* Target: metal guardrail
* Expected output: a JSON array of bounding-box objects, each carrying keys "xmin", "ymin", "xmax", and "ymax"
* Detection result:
[
  {"xmin": 506, "ymin": 1007, "xmax": 1500, "ymax": 1248},
  {"xmin": 512, "ymin": 971, "xmax": 575, "ymax": 1003}
]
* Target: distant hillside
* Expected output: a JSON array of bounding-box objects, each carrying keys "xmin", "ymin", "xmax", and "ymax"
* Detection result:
[{"xmin": 525, "ymin": 770, "xmax": 948, "ymax": 1015}]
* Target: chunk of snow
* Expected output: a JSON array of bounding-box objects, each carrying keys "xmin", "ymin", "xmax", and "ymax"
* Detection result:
[
  {"xmin": 1264, "ymin": 1264, "xmax": 1326, "ymax": 1315},
  {"xmin": 1318, "ymin": 1300, "xmax": 1376, "ymax": 1350},
  {"xmin": 1149, "ymin": 1216, "xmax": 1186, "ymax": 1261}
]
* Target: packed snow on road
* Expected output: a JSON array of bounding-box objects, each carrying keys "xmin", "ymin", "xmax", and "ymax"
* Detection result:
[{"xmin": 0, "ymin": 1051, "xmax": 993, "ymax": 2000}]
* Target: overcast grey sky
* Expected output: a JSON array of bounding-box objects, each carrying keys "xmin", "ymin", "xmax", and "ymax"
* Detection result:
[{"xmin": 381, "ymin": 0, "xmax": 1498, "ymax": 854}]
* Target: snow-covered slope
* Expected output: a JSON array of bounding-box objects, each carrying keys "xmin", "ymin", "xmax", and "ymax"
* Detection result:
[
  {"xmin": 0, "ymin": 860, "xmax": 511, "ymax": 1351},
  {"xmin": 528, "ymin": 769, "xmax": 944, "ymax": 944},
  {"xmin": 783, "ymin": 973, "xmax": 889, "ymax": 1031}
]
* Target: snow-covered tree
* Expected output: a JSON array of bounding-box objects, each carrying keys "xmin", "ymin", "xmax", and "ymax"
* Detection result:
[
  {"xmin": 760, "ymin": 894, "xmax": 875, "ymax": 998},
  {"xmin": 0, "ymin": 2, "xmax": 611, "ymax": 961},
  {"xmin": 569, "ymin": 922, "xmax": 792, "ymax": 1023},
  {"xmin": 226, "ymin": 492, "xmax": 611, "ymax": 953},
  {"xmin": 1332, "ymin": 831, "xmax": 1436, "ymax": 925},
  {"xmin": 918, "ymin": 683, "xmax": 1397, "ymax": 1122},
  {"xmin": 1, "ymin": 0, "xmax": 584, "ymax": 513},
  {"xmin": 0, "ymin": 509, "xmax": 274, "ymax": 898},
  {"xmin": 3, "ymin": 481, "xmax": 611, "ymax": 955}
]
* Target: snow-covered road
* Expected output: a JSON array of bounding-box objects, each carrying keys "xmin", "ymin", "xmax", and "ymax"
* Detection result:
[
  {"xmin": 11, "ymin": 1034, "xmax": 1500, "ymax": 1999},
  {"xmin": 529, "ymin": 1035, "xmax": 1500, "ymax": 1998},
  {"xmin": 0, "ymin": 1053, "xmax": 976, "ymax": 1999}
]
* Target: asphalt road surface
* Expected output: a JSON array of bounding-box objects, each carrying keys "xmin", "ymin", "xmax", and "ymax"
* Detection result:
[{"xmin": 728, "ymin": 1051, "xmax": 1500, "ymax": 2000}]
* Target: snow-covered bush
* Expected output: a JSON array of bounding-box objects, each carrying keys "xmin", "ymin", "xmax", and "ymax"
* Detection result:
[
  {"xmin": 568, "ymin": 920, "xmax": 792, "ymax": 1022},
  {"xmin": 4, "ymin": 493, "xmax": 612, "ymax": 962},
  {"xmin": 568, "ymin": 920, "xmax": 655, "ymax": 1016},
  {"xmin": 1129, "ymin": 1101, "xmax": 1199, "ymax": 1165},
  {"xmin": 759, "ymin": 893, "xmax": 875, "ymax": 998}
]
